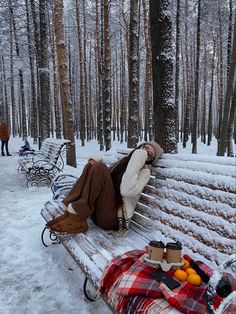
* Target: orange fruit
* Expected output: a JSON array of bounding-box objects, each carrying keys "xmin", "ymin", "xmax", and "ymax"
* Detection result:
[
  {"xmin": 181, "ymin": 259, "xmax": 190, "ymax": 270},
  {"xmin": 187, "ymin": 274, "xmax": 202, "ymax": 286},
  {"xmin": 185, "ymin": 267, "xmax": 197, "ymax": 275},
  {"xmin": 174, "ymin": 269, "xmax": 188, "ymax": 282}
]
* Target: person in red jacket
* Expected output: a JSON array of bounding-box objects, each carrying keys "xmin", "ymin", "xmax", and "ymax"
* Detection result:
[{"xmin": 0, "ymin": 121, "xmax": 11, "ymax": 156}]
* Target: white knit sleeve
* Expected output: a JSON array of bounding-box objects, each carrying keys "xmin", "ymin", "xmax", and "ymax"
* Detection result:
[{"xmin": 120, "ymin": 149, "xmax": 151, "ymax": 197}]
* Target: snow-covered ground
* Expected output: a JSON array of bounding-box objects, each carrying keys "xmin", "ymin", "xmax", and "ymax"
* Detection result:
[{"xmin": 0, "ymin": 136, "xmax": 235, "ymax": 314}]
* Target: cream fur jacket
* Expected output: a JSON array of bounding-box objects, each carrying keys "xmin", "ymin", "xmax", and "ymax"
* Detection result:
[{"xmin": 118, "ymin": 149, "xmax": 151, "ymax": 220}]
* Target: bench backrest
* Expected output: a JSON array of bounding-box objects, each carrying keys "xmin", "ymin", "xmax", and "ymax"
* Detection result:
[
  {"xmin": 133, "ymin": 154, "xmax": 235, "ymax": 267},
  {"xmin": 49, "ymin": 150, "xmax": 235, "ymax": 269},
  {"xmin": 39, "ymin": 138, "xmax": 70, "ymax": 163}
]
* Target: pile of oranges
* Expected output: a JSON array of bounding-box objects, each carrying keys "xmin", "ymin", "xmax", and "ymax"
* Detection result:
[{"xmin": 174, "ymin": 259, "xmax": 202, "ymax": 286}]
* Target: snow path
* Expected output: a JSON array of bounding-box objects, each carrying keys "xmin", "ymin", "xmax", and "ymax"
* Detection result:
[{"xmin": 0, "ymin": 154, "xmax": 111, "ymax": 314}]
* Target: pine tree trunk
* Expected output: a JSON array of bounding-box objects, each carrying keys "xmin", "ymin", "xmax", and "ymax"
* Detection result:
[
  {"xmin": 128, "ymin": 0, "xmax": 139, "ymax": 148},
  {"xmin": 183, "ymin": 0, "xmax": 190, "ymax": 148},
  {"xmin": 142, "ymin": 0, "xmax": 153, "ymax": 141},
  {"xmin": 51, "ymin": 19, "xmax": 62, "ymax": 139},
  {"xmin": 150, "ymin": 0, "xmax": 176, "ymax": 153},
  {"xmin": 1, "ymin": 54, "xmax": 9, "ymax": 126},
  {"xmin": 201, "ymin": 44, "xmax": 207, "ymax": 144},
  {"xmin": 216, "ymin": 25, "xmax": 224, "ymax": 144},
  {"xmin": 9, "ymin": 16, "xmax": 16, "ymax": 136},
  {"xmin": 82, "ymin": 0, "xmax": 89, "ymax": 142},
  {"xmin": 227, "ymin": 0, "xmax": 233, "ymax": 78},
  {"xmin": 103, "ymin": 0, "xmax": 111, "ymax": 151},
  {"xmin": 10, "ymin": 5, "xmax": 27, "ymax": 139},
  {"xmin": 88, "ymin": 39, "xmax": 93, "ymax": 140},
  {"xmin": 95, "ymin": 0, "xmax": 103, "ymax": 148},
  {"xmin": 218, "ymin": 17, "xmax": 236, "ymax": 156},
  {"xmin": 25, "ymin": 0, "xmax": 37, "ymax": 142},
  {"xmin": 53, "ymin": 0, "xmax": 76, "ymax": 167},
  {"xmin": 0, "ymin": 56, "xmax": 4, "ymax": 119},
  {"xmin": 120, "ymin": 48, "xmax": 126, "ymax": 144},
  {"xmin": 175, "ymin": 0, "xmax": 180, "ymax": 143},
  {"xmin": 192, "ymin": 0, "xmax": 201, "ymax": 154},
  {"xmin": 99, "ymin": 0, "xmax": 104, "ymax": 150},
  {"xmin": 227, "ymin": 80, "xmax": 236, "ymax": 156},
  {"xmin": 39, "ymin": 0, "xmax": 50, "ymax": 141},
  {"xmin": 207, "ymin": 42, "xmax": 215, "ymax": 146},
  {"xmin": 30, "ymin": 0, "xmax": 40, "ymax": 143},
  {"xmin": 75, "ymin": 0, "xmax": 85, "ymax": 146}
]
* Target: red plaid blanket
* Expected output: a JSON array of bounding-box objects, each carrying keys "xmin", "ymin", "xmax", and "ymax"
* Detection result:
[{"xmin": 99, "ymin": 249, "xmax": 235, "ymax": 314}]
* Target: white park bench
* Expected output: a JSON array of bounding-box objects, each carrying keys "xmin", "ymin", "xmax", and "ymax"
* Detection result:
[
  {"xmin": 18, "ymin": 138, "xmax": 71, "ymax": 187},
  {"xmin": 41, "ymin": 153, "xmax": 236, "ymax": 313}
]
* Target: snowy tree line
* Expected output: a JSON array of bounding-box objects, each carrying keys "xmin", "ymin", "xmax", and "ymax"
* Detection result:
[{"xmin": 0, "ymin": 0, "xmax": 235, "ymax": 166}]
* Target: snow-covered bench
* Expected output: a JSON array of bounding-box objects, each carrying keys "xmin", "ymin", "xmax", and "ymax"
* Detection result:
[
  {"xmin": 40, "ymin": 153, "xmax": 236, "ymax": 311},
  {"xmin": 18, "ymin": 138, "xmax": 71, "ymax": 188}
]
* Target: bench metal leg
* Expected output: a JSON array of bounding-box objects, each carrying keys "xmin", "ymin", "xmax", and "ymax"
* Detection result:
[
  {"xmin": 41, "ymin": 227, "xmax": 61, "ymax": 247},
  {"xmin": 83, "ymin": 277, "xmax": 98, "ymax": 302}
]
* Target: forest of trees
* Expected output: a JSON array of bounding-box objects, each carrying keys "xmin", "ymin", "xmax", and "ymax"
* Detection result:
[{"xmin": 0, "ymin": 0, "xmax": 235, "ymax": 166}]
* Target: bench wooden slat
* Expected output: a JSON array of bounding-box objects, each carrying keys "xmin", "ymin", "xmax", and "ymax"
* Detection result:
[
  {"xmin": 135, "ymin": 202, "xmax": 235, "ymax": 256},
  {"xmin": 139, "ymin": 194, "xmax": 235, "ymax": 238},
  {"xmin": 152, "ymin": 167, "xmax": 235, "ymax": 193},
  {"xmin": 162, "ymin": 153, "xmax": 235, "ymax": 166},
  {"xmin": 143, "ymin": 185, "xmax": 235, "ymax": 221},
  {"xmin": 149, "ymin": 177, "xmax": 236, "ymax": 208},
  {"xmin": 131, "ymin": 211, "xmax": 231, "ymax": 266},
  {"xmin": 157, "ymin": 159, "xmax": 236, "ymax": 178}
]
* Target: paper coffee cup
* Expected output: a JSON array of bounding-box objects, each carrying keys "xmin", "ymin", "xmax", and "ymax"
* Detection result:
[
  {"xmin": 166, "ymin": 242, "xmax": 182, "ymax": 263},
  {"xmin": 148, "ymin": 241, "xmax": 165, "ymax": 261}
]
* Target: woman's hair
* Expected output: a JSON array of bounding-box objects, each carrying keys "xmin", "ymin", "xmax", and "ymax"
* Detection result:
[{"xmin": 110, "ymin": 143, "xmax": 149, "ymax": 208}]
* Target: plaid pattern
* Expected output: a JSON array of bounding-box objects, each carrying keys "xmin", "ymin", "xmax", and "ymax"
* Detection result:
[{"xmin": 99, "ymin": 249, "xmax": 235, "ymax": 314}]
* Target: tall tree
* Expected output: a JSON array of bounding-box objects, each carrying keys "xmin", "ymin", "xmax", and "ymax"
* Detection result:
[
  {"xmin": 128, "ymin": 0, "xmax": 139, "ymax": 148},
  {"xmin": 150, "ymin": 0, "xmax": 176, "ymax": 153},
  {"xmin": 30, "ymin": 0, "xmax": 41, "ymax": 143},
  {"xmin": 218, "ymin": 16, "xmax": 236, "ymax": 156},
  {"xmin": 182, "ymin": 0, "xmax": 191, "ymax": 148},
  {"xmin": 53, "ymin": 0, "xmax": 76, "ymax": 167},
  {"xmin": 25, "ymin": 0, "xmax": 37, "ymax": 142},
  {"xmin": 227, "ymin": 80, "xmax": 236, "ymax": 156},
  {"xmin": 0, "ymin": 54, "xmax": 4, "ymax": 119},
  {"xmin": 175, "ymin": 0, "xmax": 180, "ymax": 142},
  {"xmin": 9, "ymin": 2, "xmax": 27, "ymax": 138},
  {"xmin": 82, "ymin": 0, "xmax": 89, "ymax": 142},
  {"xmin": 216, "ymin": 2, "xmax": 224, "ymax": 145},
  {"xmin": 39, "ymin": 0, "xmax": 50, "ymax": 141},
  {"xmin": 9, "ymin": 13, "xmax": 16, "ymax": 136},
  {"xmin": 207, "ymin": 40, "xmax": 216, "ymax": 146},
  {"xmin": 103, "ymin": 0, "xmax": 111, "ymax": 150},
  {"xmin": 76, "ymin": 0, "xmax": 85, "ymax": 146},
  {"xmin": 227, "ymin": 0, "xmax": 233, "ymax": 77},
  {"xmin": 95, "ymin": 0, "xmax": 103, "ymax": 149},
  {"xmin": 142, "ymin": 0, "xmax": 153, "ymax": 141},
  {"xmin": 192, "ymin": 0, "xmax": 201, "ymax": 154}
]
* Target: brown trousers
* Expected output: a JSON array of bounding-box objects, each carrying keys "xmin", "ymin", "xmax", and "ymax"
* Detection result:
[{"xmin": 63, "ymin": 162, "xmax": 118, "ymax": 230}]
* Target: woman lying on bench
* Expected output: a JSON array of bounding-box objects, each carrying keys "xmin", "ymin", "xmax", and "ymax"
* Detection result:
[{"xmin": 46, "ymin": 141, "xmax": 163, "ymax": 237}]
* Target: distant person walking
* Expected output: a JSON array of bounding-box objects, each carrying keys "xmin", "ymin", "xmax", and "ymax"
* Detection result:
[{"xmin": 0, "ymin": 120, "xmax": 11, "ymax": 156}]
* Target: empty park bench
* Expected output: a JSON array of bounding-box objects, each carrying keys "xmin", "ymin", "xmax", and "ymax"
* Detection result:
[
  {"xmin": 18, "ymin": 138, "xmax": 71, "ymax": 188},
  {"xmin": 40, "ymin": 153, "xmax": 236, "ymax": 312}
]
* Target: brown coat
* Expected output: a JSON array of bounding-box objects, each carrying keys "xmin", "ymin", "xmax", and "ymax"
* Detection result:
[{"xmin": 0, "ymin": 123, "xmax": 10, "ymax": 141}]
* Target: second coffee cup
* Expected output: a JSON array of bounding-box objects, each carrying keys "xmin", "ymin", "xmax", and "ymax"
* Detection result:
[
  {"xmin": 148, "ymin": 240, "xmax": 165, "ymax": 261},
  {"xmin": 166, "ymin": 242, "xmax": 182, "ymax": 263}
]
